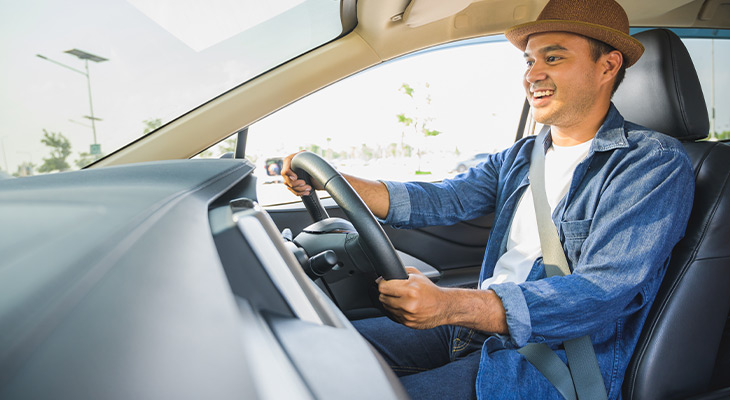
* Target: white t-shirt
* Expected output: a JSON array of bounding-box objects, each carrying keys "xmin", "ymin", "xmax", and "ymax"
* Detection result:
[{"xmin": 481, "ymin": 139, "xmax": 593, "ymax": 289}]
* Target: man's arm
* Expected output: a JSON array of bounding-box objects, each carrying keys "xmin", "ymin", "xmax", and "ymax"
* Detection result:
[
  {"xmin": 378, "ymin": 267, "xmax": 508, "ymax": 334},
  {"xmin": 282, "ymin": 152, "xmax": 508, "ymax": 333},
  {"xmin": 283, "ymin": 150, "xmax": 509, "ymax": 333},
  {"xmin": 281, "ymin": 151, "xmax": 391, "ymax": 219}
]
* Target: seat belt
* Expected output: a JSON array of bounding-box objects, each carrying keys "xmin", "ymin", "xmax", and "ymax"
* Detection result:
[{"xmin": 517, "ymin": 127, "xmax": 608, "ymax": 400}]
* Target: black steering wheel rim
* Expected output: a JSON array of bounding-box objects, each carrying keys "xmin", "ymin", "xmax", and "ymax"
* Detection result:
[{"xmin": 291, "ymin": 151, "xmax": 408, "ymax": 280}]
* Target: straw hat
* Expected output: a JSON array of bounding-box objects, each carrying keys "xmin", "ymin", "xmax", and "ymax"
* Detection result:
[{"xmin": 505, "ymin": 0, "xmax": 644, "ymax": 67}]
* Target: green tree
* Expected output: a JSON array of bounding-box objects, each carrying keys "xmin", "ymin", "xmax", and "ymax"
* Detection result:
[
  {"xmin": 396, "ymin": 82, "xmax": 442, "ymax": 172},
  {"xmin": 302, "ymin": 144, "xmax": 322, "ymax": 156},
  {"xmin": 360, "ymin": 143, "xmax": 375, "ymax": 160},
  {"xmin": 198, "ymin": 149, "xmax": 214, "ymax": 158},
  {"xmin": 218, "ymin": 137, "xmax": 237, "ymax": 154},
  {"xmin": 386, "ymin": 143, "xmax": 398, "ymax": 158},
  {"xmin": 38, "ymin": 130, "xmax": 72, "ymax": 173},
  {"xmin": 75, "ymin": 151, "xmax": 105, "ymax": 168},
  {"xmin": 195, "ymin": 137, "xmax": 238, "ymax": 159},
  {"xmin": 702, "ymin": 130, "xmax": 730, "ymax": 141},
  {"xmin": 143, "ymin": 118, "xmax": 162, "ymax": 135}
]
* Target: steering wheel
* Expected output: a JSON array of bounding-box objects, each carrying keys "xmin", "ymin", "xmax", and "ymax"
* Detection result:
[{"xmin": 291, "ymin": 151, "xmax": 408, "ymax": 280}]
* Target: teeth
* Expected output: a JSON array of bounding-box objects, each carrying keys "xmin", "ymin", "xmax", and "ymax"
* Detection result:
[{"xmin": 533, "ymin": 90, "xmax": 554, "ymax": 98}]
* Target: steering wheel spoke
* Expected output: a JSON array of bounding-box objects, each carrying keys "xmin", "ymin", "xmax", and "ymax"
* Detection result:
[{"xmin": 291, "ymin": 152, "xmax": 408, "ymax": 280}]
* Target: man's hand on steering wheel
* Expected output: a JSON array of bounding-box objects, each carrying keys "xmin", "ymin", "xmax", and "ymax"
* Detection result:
[
  {"xmin": 377, "ymin": 267, "xmax": 452, "ymax": 329},
  {"xmin": 282, "ymin": 150, "xmax": 322, "ymax": 196},
  {"xmin": 282, "ymin": 151, "xmax": 408, "ymax": 281},
  {"xmin": 280, "ymin": 151, "xmax": 508, "ymax": 333},
  {"xmin": 283, "ymin": 151, "xmax": 391, "ymax": 219}
]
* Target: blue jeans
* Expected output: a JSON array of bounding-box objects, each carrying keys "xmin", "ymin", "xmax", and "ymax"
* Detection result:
[{"xmin": 353, "ymin": 317, "xmax": 489, "ymax": 400}]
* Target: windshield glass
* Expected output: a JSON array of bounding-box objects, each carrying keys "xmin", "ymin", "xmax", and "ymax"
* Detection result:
[{"xmin": 0, "ymin": 0, "xmax": 341, "ymax": 177}]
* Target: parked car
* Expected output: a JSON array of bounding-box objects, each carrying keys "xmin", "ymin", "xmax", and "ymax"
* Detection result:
[
  {"xmin": 454, "ymin": 152, "xmax": 490, "ymax": 172},
  {"xmin": 1, "ymin": 1, "xmax": 729, "ymax": 399}
]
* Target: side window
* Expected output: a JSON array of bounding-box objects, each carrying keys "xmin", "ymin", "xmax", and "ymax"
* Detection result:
[
  {"xmin": 245, "ymin": 38, "xmax": 527, "ymax": 206},
  {"xmin": 198, "ymin": 33, "xmax": 730, "ymax": 207},
  {"xmin": 682, "ymin": 36, "xmax": 729, "ymax": 140}
]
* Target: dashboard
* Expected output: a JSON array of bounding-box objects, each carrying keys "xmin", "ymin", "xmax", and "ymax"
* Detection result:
[{"xmin": 0, "ymin": 159, "xmax": 407, "ymax": 399}]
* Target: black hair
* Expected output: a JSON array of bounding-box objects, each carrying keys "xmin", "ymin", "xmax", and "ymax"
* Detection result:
[{"xmin": 586, "ymin": 37, "xmax": 626, "ymax": 96}]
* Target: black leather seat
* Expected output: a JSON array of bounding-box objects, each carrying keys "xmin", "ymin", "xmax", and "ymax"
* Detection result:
[{"xmin": 613, "ymin": 29, "xmax": 730, "ymax": 399}]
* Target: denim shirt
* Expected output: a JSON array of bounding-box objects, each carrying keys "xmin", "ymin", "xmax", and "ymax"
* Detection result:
[{"xmin": 381, "ymin": 104, "xmax": 694, "ymax": 399}]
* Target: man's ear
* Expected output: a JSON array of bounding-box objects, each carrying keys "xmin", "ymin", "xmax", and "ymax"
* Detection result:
[{"xmin": 601, "ymin": 50, "xmax": 623, "ymax": 82}]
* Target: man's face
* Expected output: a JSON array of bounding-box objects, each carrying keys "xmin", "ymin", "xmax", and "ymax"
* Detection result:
[{"xmin": 523, "ymin": 32, "xmax": 605, "ymax": 129}]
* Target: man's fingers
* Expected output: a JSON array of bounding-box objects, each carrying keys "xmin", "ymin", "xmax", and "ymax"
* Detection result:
[
  {"xmin": 380, "ymin": 295, "xmax": 403, "ymax": 312},
  {"xmin": 378, "ymin": 267, "xmax": 419, "ymax": 289},
  {"xmin": 280, "ymin": 151, "xmax": 304, "ymax": 181},
  {"xmin": 378, "ymin": 274, "xmax": 411, "ymax": 297},
  {"xmin": 381, "ymin": 301, "xmax": 399, "ymax": 313},
  {"xmin": 381, "ymin": 303, "xmax": 406, "ymax": 324},
  {"xmin": 405, "ymin": 266, "xmax": 421, "ymax": 275},
  {"xmin": 285, "ymin": 185, "xmax": 311, "ymax": 197},
  {"xmin": 284, "ymin": 181, "xmax": 311, "ymax": 196},
  {"xmin": 289, "ymin": 179, "xmax": 312, "ymax": 192},
  {"xmin": 280, "ymin": 151, "xmax": 303, "ymax": 176},
  {"xmin": 289, "ymin": 179, "xmax": 310, "ymax": 189},
  {"xmin": 281, "ymin": 151, "xmax": 311, "ymax": 196},
  {"xmin": 377, "ymin": 283, "xmax": 398, "ymax": 297}
]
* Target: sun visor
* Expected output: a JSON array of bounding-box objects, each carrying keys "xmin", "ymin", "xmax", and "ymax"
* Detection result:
[{"xmin": 402, "ymin": 0, "xmax": 476, "ymax": 27}]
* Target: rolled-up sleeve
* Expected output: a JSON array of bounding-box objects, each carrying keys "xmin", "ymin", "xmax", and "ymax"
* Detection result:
[
  {"xmin": 489, "ymin": 282, "xmax": 533, "ymax": 347},
  {"xmin": 379, "ymin": 180, "xmax": 411, "ymax": 225}
]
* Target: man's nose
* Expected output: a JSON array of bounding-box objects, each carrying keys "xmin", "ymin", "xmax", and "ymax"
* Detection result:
[{"xmin": 525, "ymin": 62, "xmax": 547, "ymax": 84}]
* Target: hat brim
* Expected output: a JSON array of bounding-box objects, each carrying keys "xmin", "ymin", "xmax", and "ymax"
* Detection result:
[{"xmin": 505, "ymin": 19, "xmax": 644, "ymax": 67}]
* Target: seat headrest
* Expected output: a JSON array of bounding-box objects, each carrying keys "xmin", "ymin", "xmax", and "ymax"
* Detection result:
[{"xmin": 613, "ymin": 29, "xmax": 709, "ymax": 141}]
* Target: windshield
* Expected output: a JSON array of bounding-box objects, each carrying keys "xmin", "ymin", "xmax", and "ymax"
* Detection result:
[{"xmin": 0, "ymin": 0, "xmax": 342, "ymax": 177}]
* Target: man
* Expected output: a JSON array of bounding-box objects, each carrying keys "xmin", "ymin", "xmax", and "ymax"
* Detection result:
[{"xmin": 282, "ymin": 0, "xmax": 694, "ymax": 398}]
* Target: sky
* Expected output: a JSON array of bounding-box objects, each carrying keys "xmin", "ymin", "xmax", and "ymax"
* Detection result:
[
  {"xmin": 0, "ymin": 0, "xmax": 728, "ymax": 175},
  {"xmin": 0, "ymin": 0, "xmax": 340, "ymax": 173},
  {"xmin": 247, "ymin": 41, "xmax": 527, "ymax": 162}
]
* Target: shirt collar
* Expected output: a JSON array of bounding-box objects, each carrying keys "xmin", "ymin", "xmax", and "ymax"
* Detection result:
[{"xmin": 589, "ymin": 103, "xmax": 629, "ymax": 152}]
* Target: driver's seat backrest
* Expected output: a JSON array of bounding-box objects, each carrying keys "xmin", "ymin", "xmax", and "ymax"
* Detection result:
[{"xmin": 613, "ymin": 29, "xmax": 730, "ymax": 399}]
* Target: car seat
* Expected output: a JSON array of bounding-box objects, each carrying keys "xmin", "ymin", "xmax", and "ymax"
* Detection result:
[{"xmin": 613, "ymin": 29, "xmax": 730, "ymax": 399}]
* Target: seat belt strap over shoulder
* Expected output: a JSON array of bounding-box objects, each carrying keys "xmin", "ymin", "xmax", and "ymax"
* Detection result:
[{"xmin": 517, "ymin": 127, "xmax": 608, "ymax": 400}]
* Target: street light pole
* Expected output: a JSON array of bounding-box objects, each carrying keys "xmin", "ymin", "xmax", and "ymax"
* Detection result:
[
  {"xmin": 84, "ymin": 59, "xmax": 98, "ymax": 146},
  {"xmin": 36, "ymin": 49, "xmax": 108, "ymax": 155}
]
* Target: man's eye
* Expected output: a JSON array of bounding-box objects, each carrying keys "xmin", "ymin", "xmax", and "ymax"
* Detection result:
[
  {"xmin": 546, "ymin": 56, "xmax": 561, "ymax": 62},
  {"xmin": 526, "ymin": 60, "xmax": 534, "ymax": 68}
]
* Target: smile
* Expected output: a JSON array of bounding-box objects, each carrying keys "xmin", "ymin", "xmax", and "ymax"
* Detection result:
[{"xmin": 533, "ymin": 89, "xmax": 555, "ymax": 98}]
